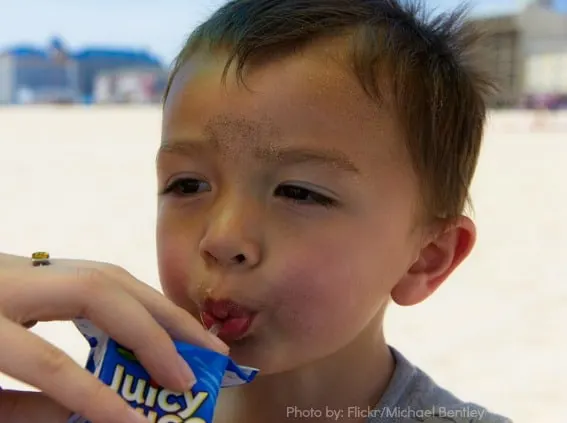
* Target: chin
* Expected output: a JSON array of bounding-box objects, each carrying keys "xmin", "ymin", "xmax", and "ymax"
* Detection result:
[
  {"xmin": 225, "ymin": 335, "xmax": 277, "ymax": 372},
  {"xmin": 226, "ymin": 335, "xmax": 318, "ymax": 376}
]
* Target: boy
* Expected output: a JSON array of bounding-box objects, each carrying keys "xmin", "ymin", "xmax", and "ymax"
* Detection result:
[
  {"xmin": 0, "ymin": 1, "xmax": 511, "ymax": 423},
  {"xmin": 155, "ymin": 0, "xmax": 510, "ymax": 422}
]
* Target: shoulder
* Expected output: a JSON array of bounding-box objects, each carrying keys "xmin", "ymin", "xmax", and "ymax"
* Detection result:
[{"xmin": 368, "ymin": 347, "xmax": 513, "ymax": 423}]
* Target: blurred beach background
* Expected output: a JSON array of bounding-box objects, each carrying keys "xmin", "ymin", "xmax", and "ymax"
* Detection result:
[{"xmin": 1, "ymin": 1, "xmax": 566, "ymax": 422}]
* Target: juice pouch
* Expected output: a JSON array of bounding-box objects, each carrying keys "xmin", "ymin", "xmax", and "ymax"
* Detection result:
[{"xmin": 68, "ymin": 318, "xmax": 259, "ymax": 423}]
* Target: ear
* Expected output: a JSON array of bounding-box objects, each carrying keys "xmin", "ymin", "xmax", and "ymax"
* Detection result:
[{"xmin": 391, "ymin": 216, "xmax": 476, "ymax": 306}]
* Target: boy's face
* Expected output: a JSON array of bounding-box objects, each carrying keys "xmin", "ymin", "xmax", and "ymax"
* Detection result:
[{"xmin": 156, "ymin": 43, "xmax": 454, "ymax": 373}]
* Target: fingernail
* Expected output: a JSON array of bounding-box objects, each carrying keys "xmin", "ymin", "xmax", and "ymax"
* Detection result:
[
  {"xmin": 177, "ymin": 354, "xmax": 197, "ymax": 387},
  {"xmin": 208, "ymin": 332, "xmax": 229, "ymax": 353},
  {"xmin": 128, "ymin": 407, "xmax": 149, "ymax": 423}
]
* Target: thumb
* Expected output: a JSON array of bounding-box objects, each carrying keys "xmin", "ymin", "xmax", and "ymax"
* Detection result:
[{"xmin": 0, "ymin": 390, "xmax": 71, "ymax": 423}]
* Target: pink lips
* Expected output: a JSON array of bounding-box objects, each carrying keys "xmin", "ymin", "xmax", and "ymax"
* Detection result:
[{"xmin": 201, "ymin": 298, "xmax": 256, "ymax": 342}]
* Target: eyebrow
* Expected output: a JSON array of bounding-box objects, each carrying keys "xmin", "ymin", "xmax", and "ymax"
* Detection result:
[
  {"xmin": 158, "ymin": 140, "xmax": 360, "ymax": 173},
  {"xmin": 158, "ymin": 141, "xmax": 210, "ymax": 158}
]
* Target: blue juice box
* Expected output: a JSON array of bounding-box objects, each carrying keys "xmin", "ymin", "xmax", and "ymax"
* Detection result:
[{"xmin": 68, "ymin": 318, "xmax": 258, "ymax": 423}]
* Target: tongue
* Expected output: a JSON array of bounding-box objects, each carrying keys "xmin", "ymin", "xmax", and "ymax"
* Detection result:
[
  {"xmin": 217, "ymin": 317, "xmax": 252, "ymax": 341},
  {"xmin": 201, "ymin": 311, "xmax": 252, "ymax": 342}
]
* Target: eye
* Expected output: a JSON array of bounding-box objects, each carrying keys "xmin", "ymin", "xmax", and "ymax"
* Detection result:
[
  {"xmin": 161, "ymin": 178, "xmax": 211, "ymax": 196},
  {"xmin": 274, "ymin": 184, "xmax": 336, "ymax": 207}
]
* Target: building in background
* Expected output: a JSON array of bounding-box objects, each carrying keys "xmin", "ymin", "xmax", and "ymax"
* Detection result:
[
  {"xmin": 474, "ymin": 0, "xmax": 567, "ymax": 108},
  {"xmin": 0, "ymin": 37, "xmax": 165, "ymax": 105},
  {"xmin": 475, "ymin": 15, "xmax": 522, "ymax": 107},
  {"xmin": 74, "ymin": 48, "xmax": 163, "ymax": 104},
  {"xmin": 519, "ymin": 0, "xmax": 567, "ymax": 107},
  {"xmin": 0, "ymin": 37, "xmax": 79, "ymax": 104},
  {"xmin": 93, "ymin": 67, "xmax": 168, "ymax": 104}
]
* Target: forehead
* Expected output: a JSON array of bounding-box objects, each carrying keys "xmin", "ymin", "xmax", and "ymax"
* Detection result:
[{"xmin": 161, "ymin": 43, "xmax": 406, "ymax": 169}]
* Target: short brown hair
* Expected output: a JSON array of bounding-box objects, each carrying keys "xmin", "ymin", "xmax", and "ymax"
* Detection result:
[{"xmin": 164, "ymin": 0, "xmax": 495, "ymax": 222}]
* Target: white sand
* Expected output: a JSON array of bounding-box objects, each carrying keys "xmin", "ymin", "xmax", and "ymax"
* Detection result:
[{"xmin": 0, "ymin": 107, "xmax": 565, "ymax": 422}]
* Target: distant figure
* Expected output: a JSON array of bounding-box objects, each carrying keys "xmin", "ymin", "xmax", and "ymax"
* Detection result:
[{"xmin": 531, "ymin": 93, "xmax": 559, "ymax": 130}]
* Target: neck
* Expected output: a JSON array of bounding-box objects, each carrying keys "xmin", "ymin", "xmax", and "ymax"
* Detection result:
[{"xmin": 216, "ymin": 315, "xmax": 394, "ymax": 423}]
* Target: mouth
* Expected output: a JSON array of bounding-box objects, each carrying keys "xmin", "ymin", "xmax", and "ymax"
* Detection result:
[{"xmin": 200, "ymin": 298, "xmax": 257, "ymax": 342}]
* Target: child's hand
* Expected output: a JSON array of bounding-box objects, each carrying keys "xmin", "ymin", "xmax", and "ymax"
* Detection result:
[{"xmin": 0, "ymin": 252, "xmax": 228, "ymax": 423}]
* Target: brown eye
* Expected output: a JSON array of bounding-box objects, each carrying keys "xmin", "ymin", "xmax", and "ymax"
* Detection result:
[
  {"xmin": 274, "ymin": 184, "xmax": 335, "ymax": 207},
  {"xmin": 162, "ymin": 179, "xmax": 211, "ymax": 196}
]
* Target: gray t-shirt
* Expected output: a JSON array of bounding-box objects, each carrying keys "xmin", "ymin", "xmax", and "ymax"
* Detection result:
[{"xmin": 367, "ymin": 347, "xmax": 513, "ymax": 423}]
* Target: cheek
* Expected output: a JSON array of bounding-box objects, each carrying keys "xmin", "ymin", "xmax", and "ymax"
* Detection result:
[
  {"xmin": 265, "ymin": 212, "xmax": 417, "ymax": 347},
  {"xmin": 268, "ymin": 240, "xmax": 391, "ymax": 343},
  {"xmin": 156, "ymin": 217, "xmax": 201, "ymax": 315}
]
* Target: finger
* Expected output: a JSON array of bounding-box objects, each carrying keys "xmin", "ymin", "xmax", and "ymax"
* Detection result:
[
  {"xmin": 100, "ymin": 265, "xmax": 229, "ymax": 354},
  {"xmin": 0, "ymin": 390, "xmax": 70, "ymax": 423},
  {"xmin": 3, "ymin": 267, "xmax": 194, "ymax": 391},
  {"xmin": 0, "ymin": 317, "xmax": 148, "ymax": 423}
]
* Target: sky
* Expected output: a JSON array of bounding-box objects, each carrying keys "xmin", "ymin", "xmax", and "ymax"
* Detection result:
[{"xmin": 0, "ymin": 0, "xmax": 564, "ymax": 65}]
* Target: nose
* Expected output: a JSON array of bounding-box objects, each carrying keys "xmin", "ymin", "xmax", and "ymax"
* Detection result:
[{"xmin": 199, "ymin": 202, "xmax": 262, "ymax": 270}]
